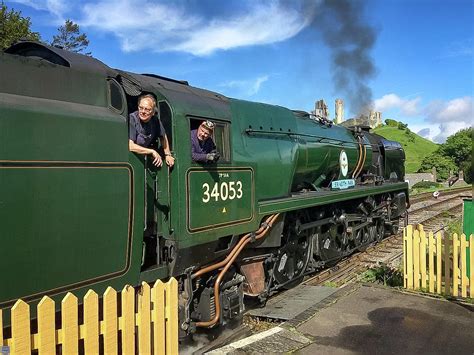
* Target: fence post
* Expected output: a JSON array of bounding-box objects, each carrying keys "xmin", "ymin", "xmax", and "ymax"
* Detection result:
[
  {"xmin": 444, "ymin": 231, "xmax": 451, "ymax": 296},
  {"xmin": 62, "ymin": 292, "xmax": 79, "ymax": 354},
  {"xmin": 165, "ymin": 278, "xmax": 179, "ymax": 355},
  {"xmin": 152, "ymin": 280, "xmax": 166, "ymax": 355},
  {"xmin": 405, "ymin": 225, "xmax": 414, "ymax": 289},
  {"xmin": 103, "ymin": 287, "xmax": 118, "ymax": 354},
  {"xmin": 460, "ymin": 234, "xmax": 468, "ymax": 298},
  {"xmin": 436, "ymin": 232, "xmax": 442, "ymax": 294},
  {"xmin": 453, "ymin": 233, "xmax": 459, "ymax": 297},
  {"xmin": 84, "ymin": 290, "xmax": 99, "ymax": 354},
  {"xmin": 428, "ymin": 231, "xmax": 435, "ymax": 293},
  {"xmin": 37, "ymin": 296, "xmax": 55, "ymax": 354},
  {"xmin": 122, "ymin": 285, "xmax": 136, "ymax": 355},
  {"xmin": 420, "ymin": 227, "xmax": 427, "ymax": 289},
  {"xmin": 11, "ymin": 300, "xmax": 31, "ymax": 354},
  {"xmin": 413, "ymin": 229, "xmax": 420, "ymax": 290},
  {"xmin": 138, "ymin": 282, "xmax": 151, "ymax": 355}
]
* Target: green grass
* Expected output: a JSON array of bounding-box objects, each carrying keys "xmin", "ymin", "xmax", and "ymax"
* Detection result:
[{"xmin": 372, "ymin": 126, "xmax": 439, "ymax": 173}]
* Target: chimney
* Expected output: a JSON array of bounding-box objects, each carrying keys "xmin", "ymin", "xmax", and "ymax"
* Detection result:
[{"xmin": 335, "ymin": 98, "xmax": 344, "ymax": 124}]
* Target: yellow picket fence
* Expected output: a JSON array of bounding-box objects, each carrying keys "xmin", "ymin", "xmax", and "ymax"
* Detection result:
[
  {"xmin": 0, "ymin": 279, "xmax": 178, "ymax": 354},
  {"xmin": 404, "ymin": 224, "xmax": 474, "ymax": 298}
]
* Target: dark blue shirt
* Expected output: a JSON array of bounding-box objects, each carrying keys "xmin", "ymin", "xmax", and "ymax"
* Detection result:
[
  {"xmin": 191, "ymin": 129, "xmax": 216, "ymax": 162},
  {"xmin": 129, "ymin": 111, "xmax": 165, "ymax": 148}
]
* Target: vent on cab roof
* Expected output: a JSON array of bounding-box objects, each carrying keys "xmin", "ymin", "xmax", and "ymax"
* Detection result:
[{"xmin": 5, "ymin": 42, "xmax": 70, "ymax": 67}]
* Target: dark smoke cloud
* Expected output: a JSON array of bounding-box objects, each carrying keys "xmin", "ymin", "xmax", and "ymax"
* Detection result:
[{"xmin": 314, "ymin": 0, "xmax": 378, "ymax": 115}]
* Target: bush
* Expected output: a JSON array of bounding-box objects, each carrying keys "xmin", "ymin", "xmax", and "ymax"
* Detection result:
[
  {"xmin": 360, "ymin": 264, "xmax": 404, "ymax": 287},
  {"xmin": 419, "ymin": 152, "xmax": 457, "ymax": 181},
  {"xmin": 412, "ymin": 181, "xmax": 441, "ymax": 189},
  {"xmin": 398, "ymin": 122, "xmax": 408, "ymax": 130},
  {"xmin": 385, "ymin": 119, "xmax": 398, "ymax": 127}
]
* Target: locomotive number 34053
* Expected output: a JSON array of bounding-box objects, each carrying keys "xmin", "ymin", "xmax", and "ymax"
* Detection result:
[{"xmin": 202, "ymin": 181, "xmax": 243, "ymax": 203}]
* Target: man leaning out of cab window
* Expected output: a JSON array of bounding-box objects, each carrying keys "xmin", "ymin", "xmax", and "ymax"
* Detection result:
[
  {"xmin": 191, "ymin": 120, "xmax": 220, "ymax": 163},
  {"xmin": 129, "ymin": 94, "xmax": 175, "ymax": 167}
]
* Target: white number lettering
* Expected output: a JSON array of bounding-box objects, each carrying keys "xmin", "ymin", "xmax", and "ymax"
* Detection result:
[
  {"xmin": 236, "ymin": 181, "xmax": 243, "ymax": 199},
  {"xmin": 220, "ymin": 182, "xmax": 229, "ymax": 201},
  {"xmin": 211, "ymin": 182, "xmax": 220, "ymax": 201},
  {"xmin": 201, "ymin": 180, "xmax": 244, "ymax": 203},
  {"xmin": 202, "ymin": 183, "xmax": 210, "ymax": 203},
  {"xmin": 228, "ymin": 181, "xmax": 236, "ymax": 200}
]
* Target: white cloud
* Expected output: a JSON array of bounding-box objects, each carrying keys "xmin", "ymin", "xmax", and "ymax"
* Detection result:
[
  {"xmin": 432, "ymin": 121, "xmax": 471, "ymax": 143},
  {"xmin": 170, "ymin": 5, "xmax": 311, "ymax": 55},
  {"xmin": 220, "ymin": 75, "xmax": 269, "ymax": 97},
  {"xmin": 76, "ymin": 0, "xmax": 314, "ymax": 55},
  {"xmin": 424, "ymin": 96, "xmax": 473, "ymax": 124},
  {"xmin": 373, "ymin": 93, "xmax": 421, "ymax": 116},
  {"xmin": 423, "ymin": 97, "xmax": 473, "ymax": 142},
  {"xmin": 9, "ymin": 0, "xmax": 68, "ymax": 21}
]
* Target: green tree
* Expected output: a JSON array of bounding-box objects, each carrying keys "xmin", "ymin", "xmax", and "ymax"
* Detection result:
[
  {"xmin": 436, "ymin": 128, "xmax": 473, "ymax": 184},
  {"xmin": 439, "ymin": 128, "xmax": 472, "ymax": 166},
  {"xmin": 0, "ymin": 4, "xmax": 41, "ymax": 50},
  {"xmin": 385, "ymin": 119, "xmax": 398, "ymax": 127},
  {"xmin": 51, "ymin": 19, "xmax": 91, "ymax": 55},
  {"xmin": 419, "ymin": 151, "xmax": 457, "ymax": 181},
  {"xmin": 397, "ymin": 121, "xmax": 408, "ymax": 130}
]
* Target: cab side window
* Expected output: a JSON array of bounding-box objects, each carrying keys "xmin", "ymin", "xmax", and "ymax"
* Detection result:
[{"xmin": 107, "ymin": 78, "xmax": 126, "ymax": 115}]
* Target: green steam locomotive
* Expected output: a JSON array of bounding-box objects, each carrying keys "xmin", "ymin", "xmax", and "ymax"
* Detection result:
[{"xmin": 0, "ymin": 41, "xmax": 408, "ymax": 333}]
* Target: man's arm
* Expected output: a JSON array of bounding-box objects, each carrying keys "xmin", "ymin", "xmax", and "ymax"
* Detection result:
[
  {"xmin": 192, "ymin": 150, "xmax": 209, "ymax": 162},
  {"xmin": 159, "ymin": 135, "xmax": 175, "ymax": 167},
  {"xmin": 129, "ymin": 139, "xmax": 163, "ymax": 167}
]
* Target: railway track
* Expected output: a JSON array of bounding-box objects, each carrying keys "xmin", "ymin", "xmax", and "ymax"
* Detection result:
[{"xmin": 409, "ymin": 186, "xmax": 471, "ymax": 204}]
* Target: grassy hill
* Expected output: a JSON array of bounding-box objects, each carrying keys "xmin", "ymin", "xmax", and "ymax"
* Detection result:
[{"xmin": 371, "ymin": 126, "xmax": 439, "ymax": 173}]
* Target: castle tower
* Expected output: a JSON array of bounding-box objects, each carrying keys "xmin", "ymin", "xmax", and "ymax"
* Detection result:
[
  {"xmin": 375, "ymin": 111, "xmax": 382, "ymax": 127},
  {"xmin": 335, "ymin": 99, "xmax": 344, "ymax": 124}
]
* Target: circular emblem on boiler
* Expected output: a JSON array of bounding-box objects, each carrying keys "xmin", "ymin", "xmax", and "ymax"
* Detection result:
[{"xmin": 339, "ymin": 150, "xmax": 348, "ymax": 177}]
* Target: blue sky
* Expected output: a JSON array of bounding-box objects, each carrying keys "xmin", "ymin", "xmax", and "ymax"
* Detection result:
[{"xmin": 5, "ymin": 0, "xmax": 473, "ymax": 143}]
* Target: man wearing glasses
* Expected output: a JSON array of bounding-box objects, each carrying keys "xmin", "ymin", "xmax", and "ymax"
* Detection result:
[{"xmin": 129, "ymin": 94, "xmax": 174, "ymax": 167}]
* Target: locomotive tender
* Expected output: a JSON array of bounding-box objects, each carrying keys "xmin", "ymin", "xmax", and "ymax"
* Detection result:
[{"xmin": 0, "ymin": 42, "xmax": 408, "ymax": 332}]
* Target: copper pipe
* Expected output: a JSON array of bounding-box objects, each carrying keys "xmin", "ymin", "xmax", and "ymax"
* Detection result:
[
  {"xmin": 195, "ymin": 214, "xmax": 279, "ymax": 328},
  {"xmin": 352, "ymin": 140, "xmax": 362, "ymax": 178},
  {"xmin": 192, "ymin": 214, "xmax": 277, "ymax": 279}
]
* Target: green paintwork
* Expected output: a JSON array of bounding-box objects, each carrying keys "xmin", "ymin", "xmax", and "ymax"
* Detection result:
[
  {"xmin": 0, "ymin": 164, "xmax": 131, "ymax": 302},
  {"xmin": 186, "ymin": 168, "xmax": 254, "ymax": 232}
]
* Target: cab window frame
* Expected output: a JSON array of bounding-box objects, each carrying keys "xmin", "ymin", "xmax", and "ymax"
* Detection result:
[{"xmin": 107, "ymin": 78, "xmax": 126, "ymax": 117}]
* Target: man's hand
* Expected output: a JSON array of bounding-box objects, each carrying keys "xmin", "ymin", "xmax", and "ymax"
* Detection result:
[
  {"xmin": 165, "ymin": 154, "xmax": 175, "ymax": 167},
  {"xmin": 206, "ymin": 151, "xmax": 220, "ymax": 162},
  {"xmin": 150, "ymin": 150, "xmax": 163, "ymax": 167}
]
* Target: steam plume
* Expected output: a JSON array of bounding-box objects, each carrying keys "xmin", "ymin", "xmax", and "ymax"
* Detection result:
[{"xmin": 315, "ymin": 0, "xmax": 377, "ymax": 115}]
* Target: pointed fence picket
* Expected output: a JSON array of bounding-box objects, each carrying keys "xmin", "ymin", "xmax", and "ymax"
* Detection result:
[
  {"xmin": 0, "ymin": 278, "xmax": 178, "ymax": 354},
  {"xmin": 404, "ymin": 224, "xmax": 474, "ymax": 298}
]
